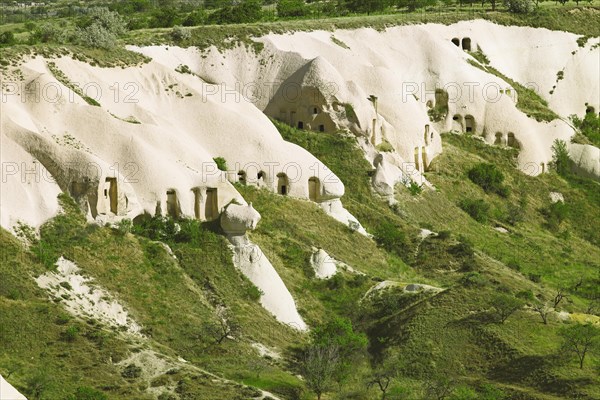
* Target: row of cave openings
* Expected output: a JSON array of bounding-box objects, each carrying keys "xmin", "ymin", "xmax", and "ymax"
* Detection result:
[
  {"xmin": 99, "ymin": 173, "xmax": 325, "ymax": 222},
  {"xmin": 451, "ymin": 37, "xmax": 472, "ymax": 51},
  {"xmin": 99, "ymin": 178, "xmax": 220, "ymax": 221},
  {"xmin": 280, "ymin": 107, "xmax": 327, "ymax": 132},
  {"xmin": 238, "ymin": 170, "xmax": 323, "ymax": 202},
  {"xmin": 452, "ymin": 115, "xmax": 521, "ymax": 149}
]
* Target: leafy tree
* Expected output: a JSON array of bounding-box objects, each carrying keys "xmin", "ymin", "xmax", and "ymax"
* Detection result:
[
  {"xmin": 309, "ymin": 317, "xmax": 368, "ymax": 384},
  {"xmin": 302, "ymin": 344, "xmax": 340, "ymax": 400},
  {"xmin": 149, "ymin": 7, "xmax": 180, "ymax": 28},
  {"xmin": 0, "ymin": 31, "xmax": 16, "ymax": 45},
  {"xmin": 208, "ymin": 0, "xmax": 264, "ymax": 24},
  {"xmin": 559, "ymin": 323, "xmax": 600, "ymax": 368},
  {"xmin": 550, "ymin": 139, "xmax": 571, "ymax": 176},
  {"xmin": 491, "ymin": 293, "xmax": 523, "ymax": 324},
  {"xmin": 570, "ymin": 107, "xmax": 600, "ymax": 147},
  {"xmin": 504, "ymin": 0, "xmax": 533, "ymax": 13},
  {"xmin": 532, "ymin": 301, "xmax": 552, "ymax": 325},
  {"xmin": 344, "ymin": 0, "xmax": 392, "ymax": 14},
  {"xmin": 277, "ymin": 0, "xmax": 310, "ymax": 17},
  {"xmin": 183, "ymin": 9, "xmax": 208, "ymax": 26},
  {"xmin": 397, "ymin": 0, "xmax": 438, "ymax": 12},
  {"xmin": 75, "ymin": 8, "xmax": 128, "ymax": 49},
  {"xmin": 368, "ymin": 350, "xmax": 401, "ymax": 399}
]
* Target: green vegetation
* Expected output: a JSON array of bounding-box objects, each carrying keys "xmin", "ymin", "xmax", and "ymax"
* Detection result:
[
  {"xmin": 467, "ymin": 57, "xmax": 560, "ymax": 122},
  {"xmin": 468, "ymin": 162, "xmax": 509, "ymax": 197},
  {"xmin": 47, "ymin": 61, "xmax": 101, "ymax": 106},
  {"xmin": 213, "ymin": 156, "xmax": 228, "ymax": 171},
  {"xmin": 570, "ymin": 106, "xmax": 600, "ymax": 147}
]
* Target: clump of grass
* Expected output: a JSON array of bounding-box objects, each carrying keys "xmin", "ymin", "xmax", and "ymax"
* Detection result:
[
  {"xmin": 331, "ymin": 35, "xmax": 350, "ymax": 49},
  {"xmin": 47, "ymin": 61, "xmax": 101, "ymax": 106}
]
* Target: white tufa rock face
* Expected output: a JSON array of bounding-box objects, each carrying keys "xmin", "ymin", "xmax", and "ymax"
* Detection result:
[
  {"xmin": 220, "ymin": 202, "xmax": 261, "ymax": 237},
  {"xmin": 0, "ymin": 375, "xmax": 27, "ymax": 400},
  {"xmin": 310, "ymin": 247, "xmax": 338, "ymax": 279},
  {"xmin": 221, "ymin": 204, "xmax": 307, "ymax": 330},
  {"xmin": 549, "ymin": 192, "xmax": 565, "ymax": 204},
  {"xmin": 35, "ymin": 257, "xmax": 142, "ymax": 336},
  {"xmin": 230, "ymin": 238, "xmax": 307, "ymax": 331},
  {"xmin": 133, "ymin": 21, "xmax": 600, "ymax": 182}
]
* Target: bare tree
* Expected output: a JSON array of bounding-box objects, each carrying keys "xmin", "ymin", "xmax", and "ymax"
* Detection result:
[
  {"xmin": 533, "ymin": 301, "xmax": 552, "ymax": 325},
  {"xmin": 424, "ymin": 376, "xmax": 455, "ymax": 400},
  {"xmin": 553, "ymin": 287, "xmax": 569, "ymax": 309},
  {"xmin": 302, "ymin": 344, "xmax": 340, "ymax": 400},
  {"xmin": 368, "ymin": 350, "xmax": 400, "ymax": 399},
  {"xmin": 204, "ymin": 307, "xmax": 239, "ymax": 345},
  {"xmin": 559, "ymin": 323, "xmax": 600, "ymax": 369}
]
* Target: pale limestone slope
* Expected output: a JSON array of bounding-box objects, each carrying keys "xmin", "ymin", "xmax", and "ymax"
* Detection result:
[{"xmin": 134, "ymin": 20, "xmax": 598, "ymax": 181}]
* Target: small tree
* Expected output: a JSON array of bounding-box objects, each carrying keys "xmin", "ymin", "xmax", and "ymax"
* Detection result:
[
  {"xmin": 302, "ymin": 344, "xmax": 340, "ymax": 400},
  {"xmin": 550, "ymin": 139, "xmax": 570, "ymax": 176},
  {"xmin": 532, "ymin": 301, "xmax": 552, "ymax": 325},
  {"xmin": 75, "ymin": 7, "xmax": 128, "ymax": 49},
  {"xmin": 491, "ymin": 294, "xmax": 523, "ymax": 324},
  {"xmin": 204, "ymin": 308, "xmax": 240, "ymax": 345},
  {"xmin": 368, "ymin": 350, "xmax": 400, "ymax": 399},
  {"xmin": 559, "ymin": 323, "xmax": 600, "ymax": 369},
  {"xmin": 553, "ymin": 287, "xmax": 569, "ymax": 309},
  {"xmin": 504, "ymin": 0, "xmax": 533, "ymax": 13}
]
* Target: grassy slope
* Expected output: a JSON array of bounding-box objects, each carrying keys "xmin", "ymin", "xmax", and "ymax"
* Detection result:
[{"xmin": 276, "ymin": 126, "xmax": 600, "ymax": 399}]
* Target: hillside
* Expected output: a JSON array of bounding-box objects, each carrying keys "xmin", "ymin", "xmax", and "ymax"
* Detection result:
[{"xmin": 1, "ymin": 8, "xmax": 600, "ymax": 400}]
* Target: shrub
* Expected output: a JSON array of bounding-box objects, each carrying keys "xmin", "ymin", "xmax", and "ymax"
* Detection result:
[
  {"xmin": 122, "ymin": 363, "xmax": 143, "ymax": 379},
  {"xmin": 29, "ymin": 23, "xmax": 67, "ymax": 44},
  {"xmin": 170, "ymin": 26, "xmax": 191, "ymax": 42},
  {"xmin": 504, "ymin": 0, "xmax": 533, "ymax": 13},
  {"xmin": 208, "ymin": 0, "xmax": 263, "ymax": 25},
  {"xmin": 373, "ymin": 221, "xmax": 409, "ymax": 257},
  {"xmin": 570, "ymin": 107, "xmax": 600, "ymax": 147},
  {"xmin": 277, "ymin": 0, "xmax": 310, "ymax": 17},
  {"xmin": 459, "ymin": 198, "xmax": 490, "ymax": 223},
  {"xmin": 0, "ymin": 31, "xmax": 16, "ymax": 46},
  {"xmin": 66, "ymin": 386, "xmax": 108, "ymax": 400},
  {"xmin": 213, "ymin": 157, "xmax": 228, "ymax": 171},
  {"xmin": 541, "ymin": 201, "xmax": 569, "ymax": 231},
  {"xmin": 550, "ymin": 139, "xmax": 571, "ymax": 176},
  {"xmin": 116, "ymin": 219, "xmax": 132, "ymax": 236},
  {"xmin": 461, "ymin": 272, "xmax": 488, "ymax": 287},
  {"xmin": 75, "ymin": 8, "xmax": 128, "ymax": 49},
  {"xmin": 62, "ymin": 325, "xmax": 80, "ymax": 342},
  {"xmin": 407, "ymin": 181, "xmax": 423, "ymax": 196},
  {"xmin": 467, "ymin": 163, "xmax": 508, "ymax": 197},
  {"xmin": 183, "ymin": 10, "xmax": 207, "ymax": 26}
]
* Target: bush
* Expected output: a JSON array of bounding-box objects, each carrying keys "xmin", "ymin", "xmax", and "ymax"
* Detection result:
[
  {"xmin": 461, "ymin": 272, "xmax": 488, "ymax": 287},
  {"xmin": 541, "ymin": 201, "xmax": 569, "ymax": 231},
  {"xmin": 459, "ymin": 198, "xmax": 490, "ymax": 223},
  {"xmin": 551, "ymin": 139, "xmax": 571, "ymax": 177},
  {"xmin": 213, "ymin": 157, "xmax": 228, "ymax": 171},
  {"xmin": 170, "ymin": 26, "xmax": 191, "ymax": 42},
  {"xmin": 122, "ymin": 364, "xmax": 142, "ymax": 379},
  {"xmin": 29, "ymin": 23, "xmax": 67, "ymax": 44},
  {"xmin": 407, "ymin": 181, "xmax": 423, "ymax": 196},
  {"xmin": 62, "ymin": 325, "xmax": 80, "ymax": 342},
  {"xmin": 116, "ymin": 219, "xmax": 132, "ymax": 236},
  {"xmin": 75, "ymin": 7, "xmax": 128, "ymax": 49},
  {"xmin": 571, "ymin": 107, "xmax": 600, "ymax": 147},
  {"xmin": 504, "ymin": 0, "xmax": 533, "ymax": 13},
  {"xmin": 277, "ymin": 0, "xmax": 310, "ymax": 17},
  {"xmin": 467, "ymin": 163, "xmax": 508, "ymax": 197},
  {"xmin": 0, "ymin": 31, "xmax": 16, "ymax": 46},
  {"xmin": 183, "ymin": 10, "xmax": 207, "ymax": 26},
  {"xmin": 66, "ymin": 386, "xmax": 108, "ymax": 400},
  {"xmin": 373, "ymin": 221, "xmax": 409, "ymax": 257},
  {"xmin": 208, "ymin": 0, "xmax": 263, "ymax": 25}
]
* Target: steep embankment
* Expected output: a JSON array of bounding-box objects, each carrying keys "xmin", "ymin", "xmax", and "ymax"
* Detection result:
[{"xmin": 1, "ymin": 19, "xmax": 599, "ymax": 400}]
